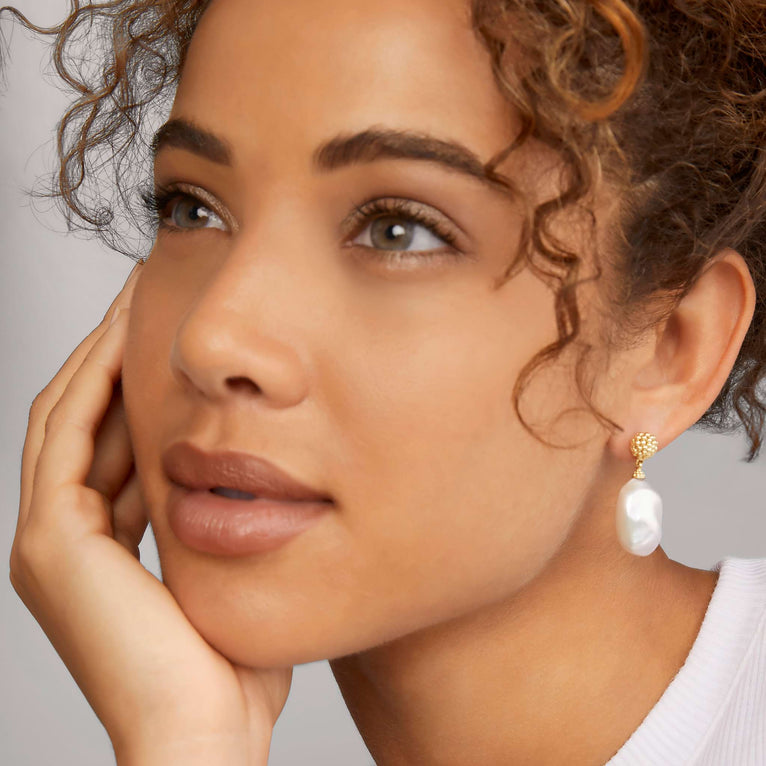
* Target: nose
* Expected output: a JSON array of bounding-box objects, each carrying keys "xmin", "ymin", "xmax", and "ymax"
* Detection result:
[{"xmin": 168, "ymin": 255, "xmax": 310, "ymax": 409}]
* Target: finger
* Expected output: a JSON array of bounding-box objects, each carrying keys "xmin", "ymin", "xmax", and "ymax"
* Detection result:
[
  {"xmin": 84, "ymin": 384, "xmax": 133, "ymax": 500},
  {"xmin": 19, "ymin": 261, "xmax": 143, "ymax": 532},
  {"xmin": 27, "ymin": 309, "xmax": 128, "ymax": 536},
  {"xmin": 112, "ymin": 471, "xmax": 149, "ymax": 560},
  {"xmin": 11, "ymin": 523, "xmax": 233, "ymax": 750}
]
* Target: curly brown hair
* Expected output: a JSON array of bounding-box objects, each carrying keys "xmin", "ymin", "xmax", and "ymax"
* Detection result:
[{"xmin": 2, "ymin": 0, "xmax": 765, "ymax": 461}]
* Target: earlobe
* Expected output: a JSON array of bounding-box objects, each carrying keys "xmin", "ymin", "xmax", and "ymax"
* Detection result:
[{"xmin": 606, "ymin": 247, "xmax": 756, "ymax": 462}]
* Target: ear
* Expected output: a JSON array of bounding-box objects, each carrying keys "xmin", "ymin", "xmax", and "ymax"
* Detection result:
[{"xmin": 605, "ymin": 248, "xmax": 757, "ymax": 463}]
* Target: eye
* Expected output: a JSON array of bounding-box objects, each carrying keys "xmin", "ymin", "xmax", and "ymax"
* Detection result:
[
  {"xmin": 353, "ymin": 216, "xmax": 449, "ymax": 252},
  {"xmin": 141, "ymin": 184, "xmax": 228, "ymax": 233},
  {"xmin": 166, "ymin": 195, "xmax": 226, "ymax": 231},
  {"xmin": 347, "ymin": 198, "xmax": 460, "ymax": 258}
]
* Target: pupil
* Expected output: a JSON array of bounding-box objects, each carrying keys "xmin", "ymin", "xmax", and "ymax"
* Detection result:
[
  {"xmin": 174, "ymin": 199, "xmax": 208, "ymax": 227},
  {"xmin": 371, "ymin": 217, "xmax": 413, "ymax": 249}
]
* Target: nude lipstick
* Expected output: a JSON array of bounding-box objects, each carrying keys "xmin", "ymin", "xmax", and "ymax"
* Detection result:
[{"xmin": 162, "ymin": 441, "xmax": 333, "ymax": 556}]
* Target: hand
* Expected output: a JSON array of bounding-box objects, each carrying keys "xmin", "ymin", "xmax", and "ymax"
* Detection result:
[{"xmin": 9, "ymin": 260, "xmax": 293, "ymax": 765}]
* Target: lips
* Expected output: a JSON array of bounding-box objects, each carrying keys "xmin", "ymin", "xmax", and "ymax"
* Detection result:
[{"xmin": 161, "ymin": 441, "xmax": 333, "ymax": 503}]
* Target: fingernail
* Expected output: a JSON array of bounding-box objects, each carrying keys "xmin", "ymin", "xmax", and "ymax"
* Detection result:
[{"xmin": 109, "ymin": 307, "xmax": 123, "ymax": 327}]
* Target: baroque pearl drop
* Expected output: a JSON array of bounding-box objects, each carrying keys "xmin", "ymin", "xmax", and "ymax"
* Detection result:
[{"xmin": 615, "ymin": 477, "xmax": 663, "ymax": 556}]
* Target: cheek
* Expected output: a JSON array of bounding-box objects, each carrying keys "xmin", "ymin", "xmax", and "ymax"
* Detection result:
[
  {"xmin": 118, "ymin": 263, "xmax": 596, "ymax": 667},
  {"xmin": 121, "ymin": 276, "xmax": 178, "ymax": 501},
  {"xmin": 123, "ymin": 328, "xmax": 168, "ymax": 408},
  {"xmin": 316, "ymin": 271, "xmax": 585, "ymax": 616}
]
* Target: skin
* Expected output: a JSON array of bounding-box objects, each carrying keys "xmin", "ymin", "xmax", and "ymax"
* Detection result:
[{"xmin": 11, "ymin": 0, "xmax": 756, "ymax": 763}]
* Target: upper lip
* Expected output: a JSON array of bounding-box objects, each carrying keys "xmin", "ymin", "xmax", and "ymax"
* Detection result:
[{"xmin": 162, "ymin": 441, "xmax": 333, "ymax": 502}]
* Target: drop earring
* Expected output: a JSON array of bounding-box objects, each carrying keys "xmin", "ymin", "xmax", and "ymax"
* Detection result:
[{"xmin": 615, "ymin": 432, "xmax": 663, "ymax": 556}]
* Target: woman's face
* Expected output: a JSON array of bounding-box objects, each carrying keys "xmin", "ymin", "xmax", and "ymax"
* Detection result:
[{"xmin": 123, "ymin": 0, "xmax": 617, "ymax": 666}]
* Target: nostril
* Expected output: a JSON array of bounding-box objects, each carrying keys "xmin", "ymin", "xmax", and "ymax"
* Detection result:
[{"xmin": 226, "ymin": 376, "xmax": 261, "ymax": 394}]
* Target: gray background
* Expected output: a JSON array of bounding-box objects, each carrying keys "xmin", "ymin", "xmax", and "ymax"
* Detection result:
[{"xmin": 1, "ymin": 2, "xmax": 764, "ymax": 764}]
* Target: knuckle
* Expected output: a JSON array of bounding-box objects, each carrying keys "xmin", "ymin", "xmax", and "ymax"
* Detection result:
[
  {"xmin": 29, "ymin": 391, "xmax": 51, "ymax": 421},
  {"xmin": 11, "ymin": 532, "xmax": 36, "ymax": 571},
  {"xmin": 44, "ymin": 403, "xmax": 80, "ymax": 437},
  {"xmin": 8, "ymin": 537, "xmax": 36, "ymax": 595},
  {"xmin": 8, "ymin": 546, "xmax": 20, "ymax": 586},
  {"xmin": 8, "ymin": 564, "xmax": 23, "ymax": 599},
  {"xmin": 8, "ymin": 550, "xmax": 28, "ymax": 599},
  {"xmin": 43, "ymin": 405, "xmax": 62, "ymax": 436},
  {"xmin": 10, "ymin": 519, "xmax": 58, "ymax": 587}
]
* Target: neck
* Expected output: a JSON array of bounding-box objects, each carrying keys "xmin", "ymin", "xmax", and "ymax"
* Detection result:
[{"xmin": 329, "ymin": 476, "xmax": 719, "ymax": 765}]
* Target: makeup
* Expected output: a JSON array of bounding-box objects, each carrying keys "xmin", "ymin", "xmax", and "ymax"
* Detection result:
[
  {"xmin": 166, "ymin": 487, "xmax": 331, "ymax": 556},
  {"xmin": 162, "ymin": 441, "xmax": 333, "ymax": 556}
]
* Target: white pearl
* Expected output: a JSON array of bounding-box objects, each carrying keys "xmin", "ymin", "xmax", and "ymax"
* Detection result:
[{"xmin": 615, "ymin": 477, "xmax": 663, "ymax": 556}]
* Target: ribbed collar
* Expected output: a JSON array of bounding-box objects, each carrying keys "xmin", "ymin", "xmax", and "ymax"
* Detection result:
[{"xmin": 605, "ymin": 556, "xmax": 766, "ymax": 765}]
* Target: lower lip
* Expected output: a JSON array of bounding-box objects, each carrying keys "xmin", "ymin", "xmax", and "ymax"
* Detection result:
[{"xmin": 166, "ymin": 486, "xmax": 332, "ymax": 556}]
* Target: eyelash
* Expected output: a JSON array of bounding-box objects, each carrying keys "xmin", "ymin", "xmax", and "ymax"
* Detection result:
[
  {"xmin": 139, "ymin": 184, "xmax": 461, "ymax": 260},
  {"xmin": 141, "ymin": 185, "xmax": 223, "ymax": 233},
  {"xmin": 345, "ymin": 197, "xmax": 460, "ymax": 256}
]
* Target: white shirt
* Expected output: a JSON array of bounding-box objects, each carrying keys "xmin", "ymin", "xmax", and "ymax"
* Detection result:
[{"xmin": 606, "ymin": 556, "xmax": 766, "ymax": 765}]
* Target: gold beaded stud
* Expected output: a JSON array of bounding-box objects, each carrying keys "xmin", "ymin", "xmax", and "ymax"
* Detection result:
[{"xmin": 630, "ymin": 432, "xmax": 658, "ymax": 479}]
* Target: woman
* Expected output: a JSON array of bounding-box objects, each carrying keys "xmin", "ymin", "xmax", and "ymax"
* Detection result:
[{"xmin": 4, "ymin": 0, "xmax": 766, "ymax": 763}]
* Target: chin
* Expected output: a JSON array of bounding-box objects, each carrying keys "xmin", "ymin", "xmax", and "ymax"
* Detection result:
[
  {"xmin": 170, "ymin": 584, "xmax": 331, "ymax": 667},
  {"xmin": 151, "ymin": 548, "xmax": 356, "ymax": 668}
]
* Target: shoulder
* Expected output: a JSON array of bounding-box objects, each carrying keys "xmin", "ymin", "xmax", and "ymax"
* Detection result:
[
  {"xmin": 606, "ymin": 556, "xmax": 766, "ymax": 765},
  {"xmin": 692, "ymin": 556, "xmax": 766, "ymax": 761}
]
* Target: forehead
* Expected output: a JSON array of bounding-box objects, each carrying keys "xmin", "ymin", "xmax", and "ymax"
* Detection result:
[{"xmin": 172, "ymin": 0, "xmax": 517, "ymax": 167}]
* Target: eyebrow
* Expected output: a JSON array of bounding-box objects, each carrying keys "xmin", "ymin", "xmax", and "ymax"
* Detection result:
[
  {"xmin": 151, "ymin": 118, "xmax": 232, "ymax": 165},
  {"xmin": 152, "ymin": 118, "xmax": 507, "ymax": 192}
]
